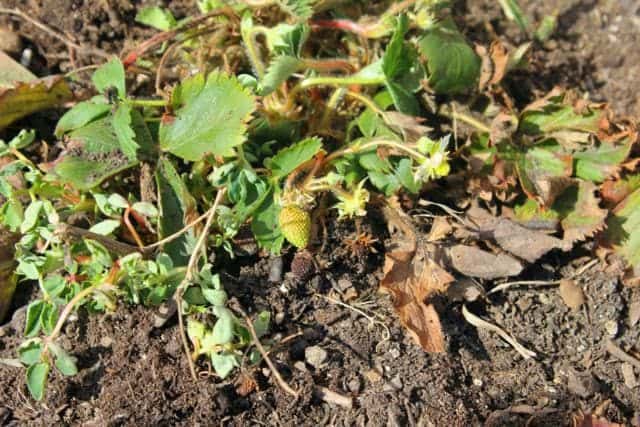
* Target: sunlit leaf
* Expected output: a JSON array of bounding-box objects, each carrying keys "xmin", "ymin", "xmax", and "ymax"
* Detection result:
[{"xmin": 26, "ymin": 362, "xmax": 50, "ymax": 401}]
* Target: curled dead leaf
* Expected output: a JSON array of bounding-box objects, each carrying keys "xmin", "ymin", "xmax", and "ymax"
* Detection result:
[
  {"xmin": 381, "ymin": 205, "xmax": 453, "ymax": 352},
  {"xmin": 448, "ymin": 245, "xmax": 523, "ymax": 279},
  {"xmin": 0, "ymin": 75, "xmax": 73, "ymax": 130}
]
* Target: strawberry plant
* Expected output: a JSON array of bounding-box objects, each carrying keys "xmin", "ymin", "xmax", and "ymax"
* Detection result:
[{"xmin": 0, "ymin": 0, "xmax": 638, "ymax": 404}]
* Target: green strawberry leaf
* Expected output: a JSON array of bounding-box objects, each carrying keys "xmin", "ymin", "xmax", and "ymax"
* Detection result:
[
  {"xmin": 159, "ymin": 72, "xmax": 255, "ymax": 161},
  {"xmin": 156, "ymin": 158, "xmax": 197, "ymax": 266},
  {"xmin": 26, "ymin": 362, "xmax": 50, "ymax": 401},
  {"xmin": 267, "ymin": 136, "xmax": 323, "ymax": 180},
  {"xmin": 92, "ymin": 57, "xmax": 126, "ymax": 99},
  {"xmin": 418, "ymin": 18, "xmax": 481, "ymax": 94},
  {"xmin": 574, "ymin": 137, "xmax": 633, "ymax": 183},
  {"xmin": 55, "ymin": 101, "xmax": 111, "ymax": 137},
  {"xmin": 251, "ymin": 188, "xmax": 283, "ymax": 254},
  {"xmin": 259, "ymin": 56, "xmax": 302, "ymax": 96},
  {"xmin": 112, "ymin": 103, "xmax": 139, "ymax": 161},
  {"xmin": 135, "ymin": 6, "xmax": 177, "ymax": 31}
]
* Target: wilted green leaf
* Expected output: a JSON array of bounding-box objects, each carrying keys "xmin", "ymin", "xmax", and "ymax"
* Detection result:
[
  {"xmin": 605, "ymin": 183, "xmax": 640, "ymax": 280},
  {"xmin": 268, "ymin": 137, "xmax": 322, "ymax": 179},
  {"xmin": 555, "ymin": 181, "xmax": 607, "ymax": 243},
  {"xmin": 574, "ymin": 138, "xmax": 632, "ymax": 183},
  {"xmin": 159, "ymin": 72, "xmax": 255, "ymax": 161},
  {"xmin": 211, "ymin": 307, "xmax": 235, "ymax": 345},
  {"xmin": 26, "ymin": 362, "xmax": 50, "ymax": 401},
  {"xmin": 210, "ymin": 351, "xmax": 239, "ymax": 379},
  {"xmin": 20, "ymin": 200, "xmax": 43, "ymax": 233},
  {"xmin": 0, "ymin": 76, "xmax": 73, "ymax": 131},
  {"xmin": 418, "ymin": 18, "xmax": 481, "ymax": 94}
]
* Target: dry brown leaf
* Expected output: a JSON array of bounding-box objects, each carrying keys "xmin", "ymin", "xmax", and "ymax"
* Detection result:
[
  {"xmin": 427, "ymin": 216, "xmax": 453, "ymax": 242},
  {"xmin": 477, "ymin": 41, "xmax": 509, "ymax": 90},
  {"xmin": 380, "ymin": 206, "xmax": 453, "ymax": 352},
  {"xmin": 0, "ymin": 75, "xmax": 73, "ymax": 130},
  {"xmin": 572, "ymin": 413, "xmax": 623, "ymax": 427},
  {"xmin": 559, "ymin": 279, "xmax": 585, "ymax": 310},
  {"xmin": 490, "ymin": 111, "xmax": 518, "ymax": 144},
  {"xmin": 0, "ymin": 227, "xmax": 19, "ymax": 322},
  {"xmin": 383, "ymin": 111, "xmax": 432, "ymax": 142},
  {"xmin": 448, "ymin": 245, "xmax": 523, "ymax": 279}
]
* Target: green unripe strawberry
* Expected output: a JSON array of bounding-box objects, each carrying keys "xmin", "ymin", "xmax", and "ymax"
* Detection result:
[{"xmin": 279, "ymin": 205, "xmax": 311, "ymax": 248}]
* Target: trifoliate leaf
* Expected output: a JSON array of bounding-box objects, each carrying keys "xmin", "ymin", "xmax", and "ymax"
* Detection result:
[
  {"xmin": 46, "ymin": 112, "xmax": 153, "ymax": 190},
  {"xmin": 159, "ymin": 72, "xmax": 255, "ymax": 161},
  {"xmin": 26, "ymin": 362, "xmax": 50, "ymax": 401},
  {"xmin": 92, "ymin": 57, "xmax": 126, "ymax": 99},
  {"xmin": 267, "ymin": 137, "xmax": 322, "ymax": 179},
  {"xmin": 135, "ymin": 6, "xmax": 177, "ymax": 31},
  {"xmin": 418, "ymin": 18, "xmax": 481, "ymax": 94}
]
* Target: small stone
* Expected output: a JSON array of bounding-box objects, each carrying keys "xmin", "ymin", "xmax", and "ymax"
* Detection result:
[
  {"xmin": 305, "ymin": 346, "xmax": 328, "ymax": 369},
  {"xmin": 347, "ymin": 376, "xmax": 363, "ymax": 393},
  {"xmin": 262, "ymin": 368, "xmax": 271, "ymax": 377},
  {"xmin": 473, "ymin": 378, "xmax": 483, "ymax": 387},
  {"xmin": 389, "ymin": 347, "xmax": 401, "ymax": 359},
  {"xmin": 100, "ymin": 336, "xmax": 114, "ymax": 348},
  {"xmin": 621, "ymin": 363, "xmax": 637, "ymax": 389},
  {"xmin": 274, "ymin": 312, "xmax": 285, "ymax": 325},
  {"xmin": 269, "ymin": 257, "xmax": 284, "ymax": 283},
  {"xmin": 337, "ymin": 278, "xmax": 352, "ymax": 291},
  {"xmin": 294, "ymin": 361, "xmax": 308, "ymax": 372},
  {"xmin": 364, "ymin": 369, "xmax": 382, "ymax": 383},
  {"xmin": 389, "ymin": 375, "xmax": 403, "ymax": 390},
  {"xmin": 604, "ymin": 320, "xmax": 619, "ymax": 338}
]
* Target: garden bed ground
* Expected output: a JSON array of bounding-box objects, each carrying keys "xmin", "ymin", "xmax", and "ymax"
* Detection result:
[{"xmin": 1, "ymin": 0, "xmax": 640, "ymax": 426}]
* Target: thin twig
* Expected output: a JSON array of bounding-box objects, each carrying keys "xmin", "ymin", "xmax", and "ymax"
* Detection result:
[
  {"xmin": 144, "ymin": 209, "xmax": 210, "ymax": 250},
  {"xmin": 605, "ymin": 339, "xmax": 640, "ymax": 370},
  {"xmin": 488, "ymin": 259, "xmax": 600, "ymax": 295},
  {"xmin": 462, "ymin": 305, "xmax": 537, "ymax": 359},
  {"xmin": 312, "ymin": 386, "xmax": 353, "ymax": 408},
  {"xmin": 0, "ymin": 8, "xmax": 110, "ymax": 58},
  {"xmin": 232, "ymin": 302, "xmax": 299, "ymax": 398},
  {"xmin": 175, "ymin": 188, "xmax": 226, "ymax": 381},
  {"xmin": 314, "ymin": 293, "xmax": 390, "ymax": 342},
  {"xmin": 54, "ymin": 223, "xmax": 146, "ymax": 257}
]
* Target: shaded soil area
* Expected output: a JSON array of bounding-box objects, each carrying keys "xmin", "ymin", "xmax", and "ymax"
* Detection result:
[{"xmin": 1, "ymin": 0, "xmax": 640, "ymax": 426}]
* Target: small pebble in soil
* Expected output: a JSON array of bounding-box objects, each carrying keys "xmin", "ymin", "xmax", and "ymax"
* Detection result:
[
  {"xmin": 336, "ymin": 278, "xmax": 353, "ymax": 292},
  {"xmin": 364, "ymin": 368, "xmax": 383, "ymax": 383},
  {"xmin": 604, "ymin": 320, "xmax": 619, "ymax": 338},
  {"xmin": 274, "ymin": 312, "xmax": 285, "ymax": 325},
  {"xmin": 473, "ymin": 378, "xmax": 483, "ymax": 387},
  {"xmin": 621, "ymin": 363, "xmax": 638, "ymax": 389},
  {"xmin": 294, "ymin": 361, "xmax": 308, "ymax": 372},
  {"xmin": 268, "ymin": 256, "xmax": 283, "ymax": 283},
  {"xmin": 305, "ymin": 345, "xmax": 328, "ymax": 369},
  {"xmin": 389, "ymin": 375, "xmax": 403, "ymax": 390},
  {"xmin": 348, "ymin": 376, "xmax": 363, "ymax": 393}
]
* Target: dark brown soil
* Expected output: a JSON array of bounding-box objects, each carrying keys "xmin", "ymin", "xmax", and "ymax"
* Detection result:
[{"xmin": 1, "ymin": 1, "xmax": 640, "ymax": 426}]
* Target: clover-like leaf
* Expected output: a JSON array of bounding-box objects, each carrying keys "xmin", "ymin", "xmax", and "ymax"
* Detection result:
[{"xmin": 159, "ymin": 72, "xmax": 255, "ymax": 161}]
